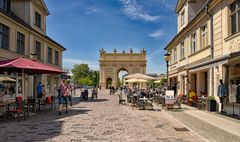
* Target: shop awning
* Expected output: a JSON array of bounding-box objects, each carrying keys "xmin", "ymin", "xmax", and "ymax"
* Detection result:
[
  {"xmin": 188, "ymin": 52, "xmax": 240, "ymax": 73},
  {"xmin": 0, "ymin": 57, "xmax": 65, "ymax": 74}
]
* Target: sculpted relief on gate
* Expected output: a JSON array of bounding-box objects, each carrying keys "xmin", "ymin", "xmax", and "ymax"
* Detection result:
[{"xmin": 99, "ymin": 48, "xmax": 147, "ymax": 89}]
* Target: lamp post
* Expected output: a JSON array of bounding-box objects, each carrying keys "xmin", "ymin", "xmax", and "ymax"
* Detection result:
[{"xmin": 164, "ymin": 53, "xmax": 170, "ymax": 90}]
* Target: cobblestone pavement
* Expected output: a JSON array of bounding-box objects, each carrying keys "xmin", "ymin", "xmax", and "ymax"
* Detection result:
[
  {"xmin": 0, "ymin": 89, "xmax": 203, "ymax": 142},
  {"xmin": 167, "ymin": 107, "xmax": 240, "ymax": 142}
]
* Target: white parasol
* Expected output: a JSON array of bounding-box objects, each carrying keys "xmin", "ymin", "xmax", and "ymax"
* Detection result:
[
  {"xmin": 125, "ymin": 78, "xmax": 148, "ymax": 83},
  {"xmin": 0, "ymin": 77, "xmax": 16, "ymax": 82},
  {"xmin": 124, "ymin": 73, "xmax": 155, "ymax": 80}
]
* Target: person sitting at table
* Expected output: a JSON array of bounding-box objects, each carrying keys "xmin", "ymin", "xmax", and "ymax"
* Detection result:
[{"xmin": 137, "ymin": 90, "xmax": 143, "ymax": 98}]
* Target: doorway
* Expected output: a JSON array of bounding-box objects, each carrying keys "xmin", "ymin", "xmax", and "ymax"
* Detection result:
[{"xmin": 106, "ymin": 78, "xmax": 112, "ymax": 89}]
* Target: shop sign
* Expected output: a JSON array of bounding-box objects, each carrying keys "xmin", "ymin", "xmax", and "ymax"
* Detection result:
[{"xmin": 229, "ymin": 39, "xmax": 240, "ymax": 53}]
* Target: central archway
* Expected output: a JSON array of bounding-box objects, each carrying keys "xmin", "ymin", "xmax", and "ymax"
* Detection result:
[{"xmin": 117, "ymin": 68, "xmax": 128, "ymax": 88}]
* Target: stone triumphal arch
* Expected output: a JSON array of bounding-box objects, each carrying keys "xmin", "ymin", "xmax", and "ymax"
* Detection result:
[{"xmin": 99, "ymin": 48, "xmax": 147, "ymax": 89}]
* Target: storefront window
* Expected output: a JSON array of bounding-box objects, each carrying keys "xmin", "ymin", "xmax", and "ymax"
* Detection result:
[
  {"xmin": 229, "ymin": 64, "xmax": 240, "ymax": 103},
  {"xmin": 54, "ymin": 77, "xmax": 58, "ymax": 93},
  {"xmin": 47, "ymin": 76, "xmax": 51, "ymax": 92},
  {"xmin": 18, "ymin": 79, "xmax": 22, "ymax": 94},
  {"xmin": 0, "ymin": 77, "xmax": 16, "ymax": 98}
]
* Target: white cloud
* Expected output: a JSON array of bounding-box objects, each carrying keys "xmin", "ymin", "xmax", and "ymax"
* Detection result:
[
  {"xmin": 63, "ymin": 58, "xmax": 99, "ymax": 70},
  {"xmin": 148, "ymin": 29, "xmax": 164, "ymax": 39},
  {"xmin": 119, "ymin": 0, "xmax": 161, "ymax": 22},
  {"xmin": 159, "ymin": 0, "xmax": 176, "ymax": 10},
  {"xmin": 147, "ymin": 49, "xmax": 162, "ymax": 61},
  {"xmin": 86, "ymin": 7, "xmax": 97, "ymax": 14}
]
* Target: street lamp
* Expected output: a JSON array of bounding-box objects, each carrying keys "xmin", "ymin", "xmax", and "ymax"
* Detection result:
[{"xmin": 164, "ymin": 53, "xmax": 170, "ymax": 90}]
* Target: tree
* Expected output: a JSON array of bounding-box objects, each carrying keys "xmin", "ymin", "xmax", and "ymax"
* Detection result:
[
  {"xmin": 78, "ymin": 77, "xmax": 93, "ymax": 86},
  {"xmin": 71, "ymin": 64, "xmax": 99, "ymax": 86},
  {"xmin": 71, "ymin": 64, "xmax": 90, "ymax": 83}
]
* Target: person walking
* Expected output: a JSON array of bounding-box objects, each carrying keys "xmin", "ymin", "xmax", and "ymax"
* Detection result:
[
  {"xmin": 68, "ymin": 84, "xmax": 73, "ymax": 107},
  {"xmin": 37, "ymin": 82, "xmax": 43, "ymax": 98},
  {"xmin": 217, "ymin": 79, "xmax": 227, "ymax": 112},
  {"xmin": 58, "ymin": 80, "xmax": 69, "ymax": 115},
  {"xmin": 109, "ymin": 86, "xmax": 112, "ymax": 95}
]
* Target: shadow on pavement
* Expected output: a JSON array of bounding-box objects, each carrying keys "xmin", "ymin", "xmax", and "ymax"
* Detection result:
[
  {"xmin": 164, "ymin": 106, "xmax": 191, "ymax": 112},
  {"xmin": 0, "ymin": 105, "xmax": 92, "ymax": 141},
  {"xmin": 79, "ymin": 98, "xmax": 109, "ymax": 103}
]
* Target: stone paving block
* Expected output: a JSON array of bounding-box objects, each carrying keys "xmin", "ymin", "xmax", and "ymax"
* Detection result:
[{"xmin": 0, "ymin": 89, "xmax": 203, "ymax": 142}]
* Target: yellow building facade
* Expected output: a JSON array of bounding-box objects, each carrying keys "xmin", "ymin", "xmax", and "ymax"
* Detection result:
[
  {"xmin": 0, "ymin": 0, "xmax": 66, "ymax": 99},
  {"xmin": 165, "ymin": 0, "xmax": 240, "ymax": 114}
]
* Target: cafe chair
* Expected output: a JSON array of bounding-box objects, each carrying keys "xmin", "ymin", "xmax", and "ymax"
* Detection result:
[
  {"xmin": 38, "ymin": 97, "xmax": 47, "ymax": 112},
  {"xmin": 51, "ymin": 96, "xmax": 56, "ymax": 110},
  {"xmin": 8, "ymin": 96, "xmax": 27, "ymax": 122},
  {"xmin": 45, "ymin": 96, "xmax": 52, "ymax": 110},
  {"xmin": 26, "ymin": 97, "xmax": 36, "ymax": 117}
]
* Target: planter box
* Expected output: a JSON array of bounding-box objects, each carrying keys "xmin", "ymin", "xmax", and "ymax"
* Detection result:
[{"xmin": 207, "ymin": 100, "xmax": 216, "ymax": 112}]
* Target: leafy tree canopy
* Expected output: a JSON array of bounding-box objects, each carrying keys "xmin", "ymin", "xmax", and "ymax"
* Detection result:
[{"xmin": 71, "ymin": 64, "xmax": 99, "ymax": 86}]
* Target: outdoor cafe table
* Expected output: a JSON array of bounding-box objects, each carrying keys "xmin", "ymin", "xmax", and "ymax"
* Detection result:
[
  {"xmin": 165, "ymin": 99, "xmax": 176, "ymax": 109},
  {"xmin": 139, "ymin": 97, "xmax": 152, "ymax": 110},
  {"xmin": 0, "ymin": 100, "xmax": 16, "ymax": 120}
]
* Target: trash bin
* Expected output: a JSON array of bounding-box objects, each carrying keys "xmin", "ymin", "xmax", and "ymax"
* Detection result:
[{"xmin": 207, "ymin": 99, "xmax": 216, "ymax": 112}]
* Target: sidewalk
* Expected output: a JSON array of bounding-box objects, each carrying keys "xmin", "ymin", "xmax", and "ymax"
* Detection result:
[{"xmin": 166, "ymin": 104, "xmax": 240, "ymax": 142}]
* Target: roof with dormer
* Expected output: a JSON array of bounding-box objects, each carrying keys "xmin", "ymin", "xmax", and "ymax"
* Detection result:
[{"xmin": 176, "ymin": 0, "xmax": 187, "ymax": 13}]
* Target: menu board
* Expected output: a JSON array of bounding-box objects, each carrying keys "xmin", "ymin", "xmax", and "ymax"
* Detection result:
[{"xmin": 165, "ymin": 90, "xmax": 175, "ymax": 100}]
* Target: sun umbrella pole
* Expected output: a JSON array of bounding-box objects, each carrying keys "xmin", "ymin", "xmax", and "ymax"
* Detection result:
[{"xmin": 22, "ymin": 68, "xmax": 24, "ymax": 99}]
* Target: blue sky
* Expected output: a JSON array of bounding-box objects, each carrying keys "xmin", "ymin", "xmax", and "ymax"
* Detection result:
[{"xmin": 45, "ymin": 0, "xmax": 177, "ymax": 74}]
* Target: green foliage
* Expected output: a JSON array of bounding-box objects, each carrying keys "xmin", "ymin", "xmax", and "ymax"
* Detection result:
[
  {"xmin": 71, "ymin": 64, "xmax": 99, "ymax": 86},
  {"xmin": 147, "ymin": 80, "xmax": 156, "ymax": 88},
  {"xmin": 207, "ymin": 96, "xmax": 215, "ymax": 100},
  {"xmin": 117, "ymin": 78, "xmax": 121, "ymax": 87},
  {"xmin": 78, "ymin": 77, "xmax": 93, "ymax": 86},
  {"xmin": 160, "ymin": 78, "xmax": 167, "ymax": 86}
]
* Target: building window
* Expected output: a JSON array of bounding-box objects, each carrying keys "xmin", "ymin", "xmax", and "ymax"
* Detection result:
[
  {"xmin": 35, "ymin": 12, "xmax": 41, "ymax": 28},
  {"xmin": 35, "ymin": 41, "xmax": 41, "ymax": 60},
  {"xmin": 48, "ymin": 47, "xmax": 52, "ymax": 63},
  {"xmin": 54, "ymin": 50, "xmax": 59, "ymax": 65},
  {"xmin": 0, "ymin": 23, "xmax": 9, "ymax": 50},
  {"xmin": 173, "ymin": 48, "xmax": 177, "ymax": 63},
  {"xmin": 0, "ymin": 0, "xmax": 10, "ymax": 11},
  {"xmin": 170, "ymin": 53, "xmax": 173, "ymax": 64},
  {"xmin": 16, "ymin": 32, "xmax": 25, "ymax": 55},
  {"xmin": 181, "ymin": 10, "xmax": 185, "ymax": 26},
  {"xmin": 230, "ymin": 1, "xmax": 240, "ymax": 35},
  {"xmin": 201, "ymin": 25, "xmax": 208, "ymax": 48},
  {"xmin": 191, "ymin": 33, "xmax": 196, "ymax": 54},
  {"xmin": 180, "ymin": 42, "xmax": 185, "ymax": 59}
]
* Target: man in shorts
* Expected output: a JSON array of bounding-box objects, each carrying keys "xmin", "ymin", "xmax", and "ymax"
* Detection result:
[{"xmin": 58, "ymin": 80, "xmax": 69, "ymax": 115}]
